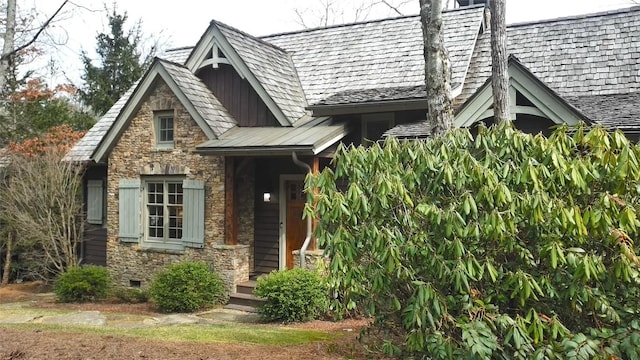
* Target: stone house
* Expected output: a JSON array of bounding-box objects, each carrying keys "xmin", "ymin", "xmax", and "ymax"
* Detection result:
[{"xmin": 66, "ymin": 1, "xmax": 640, "ymax": 297}]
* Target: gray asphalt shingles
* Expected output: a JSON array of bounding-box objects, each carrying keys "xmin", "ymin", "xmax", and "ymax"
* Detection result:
[{"xmin": 263, "ymin": 6, "xmax": 485, "ymax": 106}]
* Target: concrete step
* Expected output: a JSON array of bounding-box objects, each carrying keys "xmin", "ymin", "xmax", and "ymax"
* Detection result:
[
  {"xmin": 236, "ymin": 280, "xmax": 257, "ymax": 295},
  {"xmin": 223, "ymin": 303, "xmax": 258, "ymax": 313},
  {"xmin": 227, "ymin": 292, "xmax": 265, "ymax": 308}
]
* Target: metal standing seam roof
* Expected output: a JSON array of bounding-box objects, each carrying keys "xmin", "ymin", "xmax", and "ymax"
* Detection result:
[
  {"xmin": 196, "ymin": 118, "xmax": 347, "ymax": 155},
  {"xmin": 263, "ymin": 5, "xmax": 485, "ymax": 106},
  {"xmin": 215, "ymin": 22, "xmax": 309, "ymax": 124}
]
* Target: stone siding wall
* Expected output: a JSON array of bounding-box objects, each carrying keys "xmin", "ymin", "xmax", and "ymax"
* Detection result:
[
  {"xmin": 236, "ymin": 159, "xmax": 255, "ymax": 272},
  {"xmin": 292, "ymin": 249, "xmax": 327, "ymax": 272},
  {"xmin": 106, "ymin": 79, "xmax": 248, "ymax": 291}
]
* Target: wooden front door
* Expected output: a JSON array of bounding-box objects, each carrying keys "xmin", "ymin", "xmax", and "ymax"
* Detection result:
[{"xmin": 285, "ymin": 180, "xmax": 307, "ymax": 269}]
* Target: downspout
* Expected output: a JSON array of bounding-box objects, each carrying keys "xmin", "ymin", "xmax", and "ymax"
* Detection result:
[{"xmin": 291, "ymin": 152, "xmax": 312, "ymax": 269}]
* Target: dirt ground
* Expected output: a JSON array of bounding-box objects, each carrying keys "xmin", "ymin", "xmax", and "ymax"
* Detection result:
[{"xmin": 0, "ymin": 282, "xmax": 373, "ymax": 360}]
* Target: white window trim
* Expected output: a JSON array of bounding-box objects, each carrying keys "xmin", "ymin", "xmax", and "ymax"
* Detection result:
[
  {"xmin": 361, "ymin": 112, "xmax": 395, "ymax": 144},
  {"xmin": 142, "ymin": 177, "xmax": 184, "ymax": 250},
  {"xmin": 154, "ymin": 112, "xmax": 175, "ymax": 149}
]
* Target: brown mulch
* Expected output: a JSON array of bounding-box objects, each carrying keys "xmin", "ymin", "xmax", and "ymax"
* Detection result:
[
  {"xmin": 0, "ymin": 282, "xmax": 377, "ymax": 359},
  {"xmin": 0, "ymin": 328, "xmax": 358, "ymax": 360}
]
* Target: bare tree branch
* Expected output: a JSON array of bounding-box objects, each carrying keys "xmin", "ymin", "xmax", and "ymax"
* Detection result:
[
  {"xmin": 1, "ymin": 0, "xmax": 70, "ymax": 62},
  {"xmin": 378, "ymin": 0, "xmax": 408, "ymax": 16},
  {"xmin": 293, "ymin": 0, "xmax": 414, "ymax": 29}
]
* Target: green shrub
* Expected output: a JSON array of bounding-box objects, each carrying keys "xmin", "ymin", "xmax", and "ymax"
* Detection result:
[
  {"xmin": 54, "ymin": 265, "xmax": 110, "ymax": 303},
  {"xmin": 308, "ymin": 122, "xmax": 640, "ymax": 358},
  {"xmin": 149, "ymin": 261, "xmax": 225, "ymax": 313},
  {"xmin": 254, "ymin": 268, "xmax": 329, "ymax": 323},
  {"xmin": 111, "ymin": 287, "xmax": 149, "ymax": 303}
]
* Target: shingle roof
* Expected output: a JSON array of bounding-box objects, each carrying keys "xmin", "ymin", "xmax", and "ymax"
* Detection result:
[
  {"xmin": 459, "ymin": 6, "xmax": 640, "ymax": 106},
  {"xmin": 161, "ymin": 47, "xmax": 192, "ymax": 64},
  {"xmin": 383, "ymin": 121, "xmax": 431, "ymax": 139},
  {"xmin": 161, "ymin": 60, "xmax": 236, "ymax": 137},
  {"xmin": 566, "ymin": 92, "xmax": 640, "ymax": 130},
  {"xmin": 66, "ymin": 59, "xmax": 237, "ymax": 162},
  {"xmin": 65, "ymin": 83, "xmax": 139, "ymax": 162},
  {"xmin": 215, "ymin": 22, "xmax": 308, "ymax": 124},
  {"xmin": 66, "ymin": 47, "xmax": 196, "ymax": 162},
  {"xmin": 263, "ymin": 5, "xmax": 485, "ymax": 106},
  {"xmin": 315, "ymin": 85, "xmax": 427, "ymax": 106}
]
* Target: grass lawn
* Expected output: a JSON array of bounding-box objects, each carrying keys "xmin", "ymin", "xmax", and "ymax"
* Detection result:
[{"xmin": 0, "ymin": 322, "xmax": 340, "ymax": 346}]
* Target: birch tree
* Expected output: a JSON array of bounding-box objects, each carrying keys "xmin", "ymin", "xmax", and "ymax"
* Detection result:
[
  {"xmin": 0, "ymin": 0, "xmax": 70, "ymax": 92},
  {"xmin": 490, "ymin": 0, "xmax": 510, "ymax": 122},
  {"xmin": 419, "ymin": 0, "xmax": 454, "ymax": 136},
  {"xmin": 0, "ymin": 0, "xmax": 16, "ymax": 94}
]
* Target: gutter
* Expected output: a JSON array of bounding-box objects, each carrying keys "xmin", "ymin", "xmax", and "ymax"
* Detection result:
[
  {"xmin": 291, "ymin": 152, "xmax": 313, "ymax": 269},
  {"xmin": 308, "ymin": 98, "xmax": 427, "ymax": 116}
]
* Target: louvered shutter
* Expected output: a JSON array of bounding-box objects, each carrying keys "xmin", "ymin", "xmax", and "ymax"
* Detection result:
[
  {"xmin": 118, "ymin": 179, "xmax": 140, "ymax": 243},
  {"xmin": 87, "ymin": 180, "xmax": 103, "ymax": 225},
  {"xmin": 182, "ymin": 179, "xmax": 205, "ymax": 248}
]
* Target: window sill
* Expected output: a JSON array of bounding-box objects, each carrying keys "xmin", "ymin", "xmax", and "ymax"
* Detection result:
[
  {"xmin": 153, "ymin": 147, "xmax": 175, "ymax": 152},
  {"xmin": 138, "ymin": 242, "xmax": 185, "ymax": 254}
]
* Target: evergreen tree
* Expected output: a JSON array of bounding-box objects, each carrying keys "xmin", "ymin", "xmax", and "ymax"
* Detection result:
[{"xmin": 79, "ymin": 8, "xmax": 154, "ymax": 116}]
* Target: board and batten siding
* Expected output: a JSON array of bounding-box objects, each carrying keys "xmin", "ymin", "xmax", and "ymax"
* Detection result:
[
  {"xmin": 83, "ymin": 225, "xmax": 107, "ymax": 266},
  {"xmin": 253, "ymin": 201, "xmax": 280, "ymax": 273},
  {"xmin": 82, "ymin": 165, "xmax": 108, "ymax": 266},
  {"xmin": 199, "ymin": 65, "xmax": 279, "ymax": 127}
]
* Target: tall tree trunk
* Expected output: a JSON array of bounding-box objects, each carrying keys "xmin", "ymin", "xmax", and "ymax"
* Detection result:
[
  {"xmin": 2, "ymin": 232, "xmax": 13, "ymax": 285},
  {"xmin": 490, "ymin": 0, "xmax": 510, "ymax": 122},
  {"xmin": 420, "ymin": 0, "xmax": 454, "ymax": 137},
  {"xmin": 0, "ymin": 0, "xmax": 16, "ymax": 94}
]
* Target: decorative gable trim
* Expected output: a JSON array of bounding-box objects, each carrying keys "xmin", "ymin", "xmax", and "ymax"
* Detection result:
[
  {"xmin": 186, "ymin": 22, "xmax": 292, "ymax": 127},
  {"xmin": 455, "ymin": 57, "xmax": 589, "ymax": 128},
  {"xmin": 191, "ymin": 41, "xmax": 233, "ymax": 72},
  {"xmin": 93, "ymin": 60, "xmax": 218, "ymax": 163}
]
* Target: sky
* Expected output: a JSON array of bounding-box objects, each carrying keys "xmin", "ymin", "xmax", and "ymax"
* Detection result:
[{"xmin": 23, "ymin": 0, "xmax": 640, "ymax": 86}]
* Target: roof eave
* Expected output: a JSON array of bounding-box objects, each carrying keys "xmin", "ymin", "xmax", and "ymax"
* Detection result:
[
  {"xmin": 309, "ymin": 98, "xmax": 428, "ymax": 116},
  {"xmin": 195, "ymin": 146, "xmax": 317, "ymax": 157},
  {"xmin": 92, "ymin": 60, "xmax": 218, "ymax": 163}
]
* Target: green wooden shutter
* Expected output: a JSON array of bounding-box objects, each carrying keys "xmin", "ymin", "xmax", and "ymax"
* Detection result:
[
  {"xmin": 182, "ymin": 179, "xmax": 205, "ymax": 248},
  {"xmin": 118, "ymin": 179, "xmax": 140, "ymax": 243},
  {"xmin": 87, "ymin": 180, "xmax": 103, "ymax": 225}
]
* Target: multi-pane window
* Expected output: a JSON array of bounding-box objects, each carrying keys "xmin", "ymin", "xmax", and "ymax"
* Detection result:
[
  {"xmin": 146, "ymin": 181, "xmax": 183, "ymax": 241},
  {"xmin": 155, "ymin": 113, "xmax": 174, "ymax": 148}
]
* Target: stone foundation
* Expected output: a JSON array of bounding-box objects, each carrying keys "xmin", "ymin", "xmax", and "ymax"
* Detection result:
[
  {"xmin": 108, "ymin": 244, "xmax": 250, "ymax": 295},
  {"xmin": 211, "ymin": 244, "xmax": 250, "ymax": 294},
  {"xmin": 293, "ymin": 249, "xmax": 327, "ymax": 271}
]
